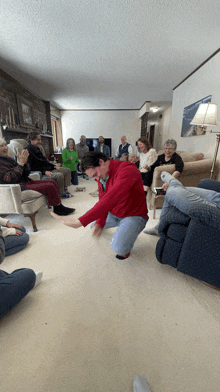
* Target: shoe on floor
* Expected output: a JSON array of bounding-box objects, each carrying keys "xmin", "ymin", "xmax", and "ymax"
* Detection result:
[
  {"xmin": 116, "ymin": 252, "xmax": 130, "ymax": 260},
  {"xmin": 53, "ymin": 204, "xmax": 75, "ymax": 216}
]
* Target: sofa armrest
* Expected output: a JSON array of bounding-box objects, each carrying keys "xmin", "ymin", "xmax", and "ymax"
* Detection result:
[
  {"xmin": 151, "ymin": 158, "xmax": 219, "ymax": 190},
  {"xmin": 0, "ymin": 184, "xmax": 22, "ymax": 214}
]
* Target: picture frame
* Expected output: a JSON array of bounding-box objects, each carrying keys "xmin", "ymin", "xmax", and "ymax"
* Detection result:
[{"xmin": 16, "ymin": 95, "xmax": 35, "ymax": 128}]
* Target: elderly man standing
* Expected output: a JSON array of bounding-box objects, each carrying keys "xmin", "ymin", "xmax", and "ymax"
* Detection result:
[
  {"xmin": 51, "ymin": 151, "xmax": 148, "ymax": 259},
  {"xmin": 76, "ymin": 135, "xmax": 89, "ymax": 179},
  {"xmin": 114, "ymin": 135, "xmax": 133, "ymax": 160}
]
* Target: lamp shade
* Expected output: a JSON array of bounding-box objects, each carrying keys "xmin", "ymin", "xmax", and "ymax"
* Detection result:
[{"xmin": 190, "ymin": 103, "xmax": 218, "ymax": 126}]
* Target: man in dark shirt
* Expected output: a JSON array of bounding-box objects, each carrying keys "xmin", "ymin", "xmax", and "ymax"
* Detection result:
[
  {"xmin": 143, "ymin": 139, "xmax": 184, "ymax": 192},
  {"xmin": 26, "ymin": 131, "xmax": 72, "ymax": 197}
]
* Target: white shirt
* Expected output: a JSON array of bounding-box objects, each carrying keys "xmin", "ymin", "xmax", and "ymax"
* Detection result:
[
  {"xmin": 139, "ymin": 148, "xmax": 157, "ymax": 173},
  {"xmin": 0, "ymin": 217, "xmax": 16, "ymax": 237}
]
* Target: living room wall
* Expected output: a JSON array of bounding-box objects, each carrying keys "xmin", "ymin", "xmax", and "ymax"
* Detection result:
[
  {"xmin": 61, "ymin": 110, "xmax": 141, "ymax": 156},
  {"xmin": 170, "ymin": 51, "xmax": 220, "ymax": 159}
]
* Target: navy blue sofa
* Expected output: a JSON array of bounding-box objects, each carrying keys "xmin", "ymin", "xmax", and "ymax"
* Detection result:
[{"xmin": 155, "ymin": 179, "xmax": 220, "ymax": 289}]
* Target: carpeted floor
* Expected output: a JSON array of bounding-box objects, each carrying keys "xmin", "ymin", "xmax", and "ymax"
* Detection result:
[{"xmin": 1, "ymin": 177, "xmax": 220, "ymax": 392}]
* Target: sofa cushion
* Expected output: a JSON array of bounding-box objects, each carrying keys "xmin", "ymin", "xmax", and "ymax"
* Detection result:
[
  {"xmin": 178, "ymin": 152, "xmax": 204, "ymax": 162},
  {"xmin": 21, "ymin": 190, "xmax": 43, "ymax": 202}
]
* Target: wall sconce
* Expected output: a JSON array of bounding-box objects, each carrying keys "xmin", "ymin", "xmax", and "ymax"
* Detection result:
[
  {"xmin": 190, "ymin": 103, "xmax": 219, "ymax": 179},
  {"xmin": 151, "ymin": 107, "xmax": 159, "ymax": 113}
]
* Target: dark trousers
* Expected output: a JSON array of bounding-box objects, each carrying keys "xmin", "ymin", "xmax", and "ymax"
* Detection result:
[
  {"xmin": 141, "ymin": 171, "xmax": 154, "ymax": 187},
  {"xmin": 0, "ymin": 268, "xmax": 36, "ymax": 319},
  {"xmin": 71, "ymin": 171, "xmax": 78, "ymax": 185}
]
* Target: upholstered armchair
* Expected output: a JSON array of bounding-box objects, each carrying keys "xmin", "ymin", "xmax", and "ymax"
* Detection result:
[
  {"xmin": 155, "ymin": 179, "xmax": 220, "ymax": 289},
  {"xmin": 0, "ymin": 172, "xmax": 48, "ymax": 232}
]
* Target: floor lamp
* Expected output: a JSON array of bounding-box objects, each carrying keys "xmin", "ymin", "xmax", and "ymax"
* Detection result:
[{"xmin": 190, "ymin": 103, "xmax": 219, "ymax": 179}]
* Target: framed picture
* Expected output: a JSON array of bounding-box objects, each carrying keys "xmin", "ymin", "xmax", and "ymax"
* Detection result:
[
  {"xmin": 181, "ymin": 95, "xmax": 212, "ymax": 137},
  {"xmin": 17, "ymin": 95, "xmax": 35, "ymax": 128}
]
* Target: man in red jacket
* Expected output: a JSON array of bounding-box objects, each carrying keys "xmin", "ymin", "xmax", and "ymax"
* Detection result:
[{"xmin": 52, "ymin": 152, "xmax": 148, "ymax": 259}]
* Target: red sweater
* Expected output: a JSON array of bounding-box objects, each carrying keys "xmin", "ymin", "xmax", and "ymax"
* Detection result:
[{"xmin": 79, "ymin": 160, "xmax": 148, "ymax": 228}]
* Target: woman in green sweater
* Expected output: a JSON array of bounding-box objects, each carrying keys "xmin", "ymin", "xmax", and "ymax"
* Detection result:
[{"xmin": 62, "ymin": 138, "xmax": 79, "ymax": 185}]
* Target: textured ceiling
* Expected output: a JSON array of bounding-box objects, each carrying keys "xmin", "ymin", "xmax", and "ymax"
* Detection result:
[{"xmin": 1, "ymin": 0, "xmax": 220, "ymax": 110}]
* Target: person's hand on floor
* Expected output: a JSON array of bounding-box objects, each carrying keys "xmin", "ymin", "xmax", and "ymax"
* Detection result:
[
  {"xmin": 6, "ymin": 222, "xmax": 23, "ymax": 230},
  {"xmin": 50, "ymin": 212, "xmax": 82, "ymax": 228},
  {"xmin": 91, "ymin": 223, "xmax": 103, "ymax": 238}
]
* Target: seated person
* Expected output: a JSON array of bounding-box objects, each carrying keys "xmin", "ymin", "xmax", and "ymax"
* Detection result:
[
  {"xmin": 113, "ymin": 135, "xmax": 133, "ymax": 160},
  {"xmin": 0, "ymin": 137, "xmax": 75, "ymax": 216},
  {"xmin": 120, "ymin": 153, "xmax": 129, "ymax": 161},
  {"xmin": 128, "ymin": 153, "xmax": 140, "ymax": 169},
  {"xmin": 94, "ymin": 136, "xmax": 110, "ymax": 158},
  {"xmin": 26, "ymin": 131, "xmax": 73, "ymax": 198},
  {"xmin": 144, "ymin": 171, "xmax": 220, "ymax": 235},
  {"xmin": 0, "ymin": 217, "xmax": 29, "ymax": 257},
  {"xmin": 137, "ymin": 137, "xmax": 157, "ymax": 195},
  {"xmin": 143, "ymin": 139, "xmax": 184, "ymax": 193},
  {"xmin": 0, "ymin": 228, "xmax": 43, "ymax": 319}
]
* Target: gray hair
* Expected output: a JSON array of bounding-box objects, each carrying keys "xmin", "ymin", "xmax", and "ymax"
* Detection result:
[
  {"xmin": 0, "ymin": 137, "xmax": 7, "ymax": 147},
  {"xmin": 164, "ymin": 139, "xmax": 177, "ymax": 150}
]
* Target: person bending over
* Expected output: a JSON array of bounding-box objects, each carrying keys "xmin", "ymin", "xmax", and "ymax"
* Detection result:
[
  {"xmin": 143, "ymin": 139, "xmax": 184, "ymax": 193},
  {"xmin": 26, "ymin": 131, "xmax": 73, "ymax": 198},
  {"xmin": 51, "ymin": 152, "xmax": 148, "ymax": 259},
  {"xmin": 144, "ymin": 171, "xmax": 220, "ymax": 236},
  {"xmin": 0, "ymin": 217, "xmax": 29, "ymax": 256},
  {"xmin": 137, "ymin": 137, "xmax": 157, "ymax": 195},
  {"xmin": 0, "ymin": 228, "xmax": 43, "ymax": 319},
  {"xmin": 0, "ymin": 138, "xmax": 74, "ymax": 216}
]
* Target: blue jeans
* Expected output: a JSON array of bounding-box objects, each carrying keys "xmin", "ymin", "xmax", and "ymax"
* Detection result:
[
  {"xmin": 71, "ymin": 171, "xmax": 78, "ymax": 185},
  {"xmin": 160, "ymin": 180, "xmax": 220, "ymax": 222},
  {"xmin": 91, "ymin": 212, "xmax": 147, "ymax": 255},
  {"xmin": 5, "ymin": 227, "xmax": 29, "ymax": 257},
  {"xmin": 0, "ymin": 268, "xmax": 36, "ymax": 318}
]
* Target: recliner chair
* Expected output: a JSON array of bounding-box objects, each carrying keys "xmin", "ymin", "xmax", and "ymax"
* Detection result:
[{"xmin": 155, "ymin": 179, "xmax": 220, "ymax": 289}]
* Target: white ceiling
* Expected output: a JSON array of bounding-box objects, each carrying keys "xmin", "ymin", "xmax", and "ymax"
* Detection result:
[{"xmin": 1, "ymin": 0, "xmax": 220, "ymax": 110}]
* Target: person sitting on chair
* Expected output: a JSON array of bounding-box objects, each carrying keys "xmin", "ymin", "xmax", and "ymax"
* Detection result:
[
  {"xmin": 0, "ymin": 137, "xmax": 75, "ymax": 216},
  {"xmin": 144, "ymin": 171, "xmax": 220, "ymax": 235},
  {"xmin": 26, "ymin": 131, "xmax": 73, "ymax": 198},
  {"xmin": 143, "ymin": 139, "xmax": 184, "ymax": 194}
]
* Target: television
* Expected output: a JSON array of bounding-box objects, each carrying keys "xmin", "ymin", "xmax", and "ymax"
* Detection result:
[{"xmin": 86, "ymin": 138, "xmax": 112, "ymax": 157}]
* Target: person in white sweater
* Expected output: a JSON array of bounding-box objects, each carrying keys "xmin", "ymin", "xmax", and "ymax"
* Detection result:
[
  {"xmin": 137, "ymin": 137, "xmax": 157, "ymax": 195},
  {"xmin": 0, "ymin": 217, "xmax": 29, "ymax": 256}
]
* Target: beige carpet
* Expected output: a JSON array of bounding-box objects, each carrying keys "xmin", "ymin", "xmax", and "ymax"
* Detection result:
[{"xmin": 1, "ymin": 178, "xmax": 220, "ymax": 392}]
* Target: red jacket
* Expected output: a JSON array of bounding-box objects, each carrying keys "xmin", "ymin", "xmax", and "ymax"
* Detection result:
[{"xmin": 79, "ymin": 160, "xmax": 148, "ymax": 228}]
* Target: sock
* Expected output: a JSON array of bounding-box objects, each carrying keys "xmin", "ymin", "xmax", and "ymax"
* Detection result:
[
  {"xmin": 133, "ymin": 375, "xmax": 151, "ymax": 392},
  {"xmin": 34, "ymin": 271, "xmax": 43, "ymax": 288},
  {"xmin": 116, "ymin": 252, "xmax": 130, "ymax": 260},
  {"xmin": 144, "ymin": 223, "xmax": 159, "ymax": 236}
]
